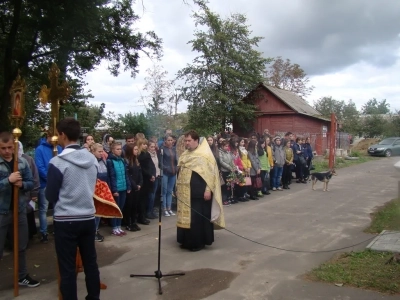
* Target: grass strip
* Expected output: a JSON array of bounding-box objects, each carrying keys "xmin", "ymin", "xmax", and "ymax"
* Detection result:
[
  {"xmin": 365, "ymin": 199, "xmax": 400, "ymax": 233},
  {"xmin": 307, "ymin": 250, "xmax": 400, "ymax": 294}
]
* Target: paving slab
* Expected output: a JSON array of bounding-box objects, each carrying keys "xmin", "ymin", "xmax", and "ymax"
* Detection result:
[
  {"xmin": 1, "ymin": 157, "xmax": 400, "ymax": 300},
  {"xmin": 367, "ymin": 230, "xmax": 400, "ymax": 253}
]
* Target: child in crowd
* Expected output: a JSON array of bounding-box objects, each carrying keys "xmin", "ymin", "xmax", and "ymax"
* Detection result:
[
  {"xmin": 257, "ymin": 139, "xmax": 270, "ymax": 195},
  {"xmin": 219, "ymin": 140, "xmax": 235, "ymax": 206},
  {"xmin": 147, "ymin": 141, "xmax": 161, "ymax": 219},
  {"xmin": 230, "ymin": 137, "xmax": 247, "ymax": 202},
  {"xmin": 107, "ymin": 142, "xmax": 131, "ymax": 236},
  {"xmin": 160, "ymin": 135, "xmax": 178, "ymax": 217},
  {"xmin": 283, "ymin": 140, "xmax": 294, "ymax": 189},
  {"xmin": 90, "ymin": 143, "xmax": 111, "ymax": 242},
  {"xmin": 247, "ymin": 140, "xmax": 261, "ymax": 200},
  {"xmin": 272, "ymin": 136, "xmax": 285, "ymax": 191},
  {"xmin": 124, "ymin": 143, "xmax": 143, "ymax": 231},
  {"xmin": 137, "ymin": 138, "xmax": 156, "ymax": 225}
]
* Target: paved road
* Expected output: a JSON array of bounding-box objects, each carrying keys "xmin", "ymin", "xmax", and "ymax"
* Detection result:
[{"xmin": 3, "ymin": 157, "xmax": 400, "ymax": 300}]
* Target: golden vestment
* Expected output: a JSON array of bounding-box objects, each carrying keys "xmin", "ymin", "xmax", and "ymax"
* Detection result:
[{"xmin": 176, "ymin": 138, "xmax": 225, "ymax": 229}]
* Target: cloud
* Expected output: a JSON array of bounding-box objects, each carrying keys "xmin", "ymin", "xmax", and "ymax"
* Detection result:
[
  {"xmin": 83, "ymin": 0, "xmax": 400, "ymax": 117},
  {"xmin": 307, "ymin": 54, "xmax": 400, "ymax": 111}
]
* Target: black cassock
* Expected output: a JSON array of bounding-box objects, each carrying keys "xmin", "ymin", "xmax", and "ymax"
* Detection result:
[{"xmin": 177, "ymin": 171, "xmax": 214, "ymax": 250}]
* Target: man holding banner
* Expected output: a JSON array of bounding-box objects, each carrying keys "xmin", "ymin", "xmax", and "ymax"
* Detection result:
[{"xmin": 0, "ymin": 132, "xmax": 40, "ymax": 288}]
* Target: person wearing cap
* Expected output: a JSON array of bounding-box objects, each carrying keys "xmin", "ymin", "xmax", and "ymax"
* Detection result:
[{"xmin": 272, "ymin": 136, "xmax": 285, "ymax": 191}]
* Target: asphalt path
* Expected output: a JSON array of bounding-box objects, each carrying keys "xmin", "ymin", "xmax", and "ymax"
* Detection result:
[{"xmin": 2, "ymin": 156, "xmax": 400, "ymax": 300}]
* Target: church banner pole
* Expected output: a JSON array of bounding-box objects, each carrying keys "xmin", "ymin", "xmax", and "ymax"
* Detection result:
[
  {"xmin": 9, "ymin": 73, "xmax": 26, "ymax": 297},
  {"xmin": 39, "ymin": 63, "xmax": 70, "ymax": 300}
]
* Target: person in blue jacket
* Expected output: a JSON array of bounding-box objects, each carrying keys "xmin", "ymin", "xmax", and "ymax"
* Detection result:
[
  {"xmin": 34, "ymin": 130, "xmax": 62, "ymax": 243},
  {"xmin": 106, "ymin": 142, "xmax": 131, "ymax": 236}
]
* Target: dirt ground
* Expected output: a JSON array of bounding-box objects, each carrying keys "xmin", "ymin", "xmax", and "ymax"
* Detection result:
[{"xmin": 351, "ymin": 138, "xmax": 380, "ymax": 153}]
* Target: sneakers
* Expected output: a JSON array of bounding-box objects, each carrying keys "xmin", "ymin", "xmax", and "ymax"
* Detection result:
[
  {"xmin": 112, "ymin": 229, "xmax": 122, "ymax": 237},
  {"xmin": 40, "ymin": 233, "xmax": 48, "ymax": 244},
  {"xmin": 272, "ymin": 187, "xmax": 277, "ymax": 191},
  {"xmin": 95, "ymin": 231, "xmax": 104, "ymax": 242},
  {"xmin": 19, "ymin": 274, "xmax": 40, "ymax": 288},
  {"xmin": 223, "ymin": 201, "xmax": 231, "ymax": 206},
  {"xmin": 168, "ymin": 210, "xmax": 175, "ymax": 216},
  {"xmin": 277, "ymin": 187, "xmax": 283, "ymax": 191},
  {"xmin": 257, "ymin": 192, "xmax": 263, "ymax": 197},
  {"xmin": 118, "ymin": 228, "xmax": 127, "ymax": 236},
  {"xmin": 164, "ymin": 211, "xmax": 171, "ymax": 217}
]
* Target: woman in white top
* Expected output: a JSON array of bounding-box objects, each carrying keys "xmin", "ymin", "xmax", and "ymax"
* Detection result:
[{"xmin": 147, "ymin": 141, "xmax": 161, "ymax": 219}]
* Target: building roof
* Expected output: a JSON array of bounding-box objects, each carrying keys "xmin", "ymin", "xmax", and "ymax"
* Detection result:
[{"xmin": 257, "ymin": 83, "xmax": 329, "ymax": 121}]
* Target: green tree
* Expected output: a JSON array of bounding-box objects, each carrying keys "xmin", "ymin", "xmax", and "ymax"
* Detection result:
[
  {"xmin": 62, "ymin": 102, "xmax": 105, "ymax": 129},
  {"xmin": 313, "ymin": 96, "xmax": 345, "ymax": 119},
  {"xmin": 362, "ymin": 115, "xmax": 387, "ymax": 137},
  {"xmin": 264, "ymin": 57, "xmax": 314, "ymax": 97},
  {"xmin": 0, "ymin": 0, "xmax": 162, "ymax": 131},
  {"xmin": 341, "ymin": 100, "xmax": 361, "ymax": 134},
  {"xmin": 120, "ymin": 112, "xmax": 150, "ymax": 136},
  {"xmin": 314, "ymin": 97, "xmax": 361, "ymax": 135},
  {"xmin": 177, "ymin": 2, "xmax": 269, "ymax": 133},
  {"xmin": 141, "ymin": 64, "xmax": 175, "ymax": 137},
  {"xmin": 361, "ymin": 98, "xmax": 390, "ymax": 114}
]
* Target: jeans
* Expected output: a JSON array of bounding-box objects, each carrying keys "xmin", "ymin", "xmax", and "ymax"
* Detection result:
[
  {"xmin": 147, "ymin": 176, "xmax": 160, "ymax": 215},
  {"xmin": 162, "ymin": 174, "xmax": 176, "ymax": 210},
  {"xmin": 38, "ymin": 188, "xmax": 49, "ymax": 234},
  {"xmin": 0, "ymin": 211, "xmax": 28, "ymax": 279},
  {"xmin": 272, "ymin": 166, "xmax": 283, "ymax": 188},
  {"xmin": 94, "ymin": 217, "xmax": 100, "ymax": 231},
  {"xmin": 54, "ymin": 219, "xmax": 100, "ymax": 300},
  {"xmin": 111, "ymin": 191, "xmax": 127, "ymax": 229}
]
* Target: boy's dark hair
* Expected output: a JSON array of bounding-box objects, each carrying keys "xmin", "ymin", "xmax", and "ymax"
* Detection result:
[
  {"xmin": 56, "ymin": 118, "xmax": 81, "ymax": 141},
  {"xmin": 125, "ymin": 134, "xmax": 135, "ymax": 141},
  {"xmin": 0, "ymin": 132, "xmax": 13, "ymax": 143},
  {"xmin": 184, "ymin": 130, "xmax": 199, "ymax": 141}
]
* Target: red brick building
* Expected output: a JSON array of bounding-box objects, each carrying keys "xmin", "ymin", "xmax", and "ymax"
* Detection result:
[{"xmin": 233, "ymin": 83, "xmax": 331, "ymax": 155}]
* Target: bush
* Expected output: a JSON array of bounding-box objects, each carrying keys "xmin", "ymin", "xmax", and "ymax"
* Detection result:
[{"xmin": 350, "ymin": 150, "xmax": 361, "ymax": 157}]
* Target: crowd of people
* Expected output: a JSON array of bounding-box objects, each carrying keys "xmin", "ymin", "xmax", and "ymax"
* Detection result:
[
  {"xmin": 81, "ymin": 129, "xmax": 179, "ymax": 241},
  {"xmin": 29, "ymin": 127, "xmax": 315, "ymax": 242},
  {"xmin": 0, "ymin": 119, "xmax": 315, "ymax": 298},
  {"xmin": 208, "ymin": 130, "xmax": 314, "ymax": 206}
]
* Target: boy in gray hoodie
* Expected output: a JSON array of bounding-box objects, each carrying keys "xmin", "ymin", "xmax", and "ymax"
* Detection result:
[
  {"xmin": 272, "ymin": 136, "xmax": 286, "ymax": 191},
  {"xmin": 46, "ymin": 118, "xmax": 100, "ymax": 300}
]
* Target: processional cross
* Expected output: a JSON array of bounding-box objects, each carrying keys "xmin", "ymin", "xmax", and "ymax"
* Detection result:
[{"xmin": 38, "ymin": 63, "xmax": 70, "ymax": 155}]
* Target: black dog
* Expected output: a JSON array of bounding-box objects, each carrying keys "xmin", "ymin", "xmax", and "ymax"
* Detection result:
[{"xmin": 311, "ymin": 169, "xmax": 337, "ymax": 191}]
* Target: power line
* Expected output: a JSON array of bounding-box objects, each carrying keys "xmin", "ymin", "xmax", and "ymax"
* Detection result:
[{"xmin": 177, "ymin": 198, "xmax": 385, "ymax": 254}]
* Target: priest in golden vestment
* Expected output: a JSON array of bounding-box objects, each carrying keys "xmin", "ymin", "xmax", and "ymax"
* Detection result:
[{"xmin": 176, "ymin": 130, "xmax": 225, "ymax": 252}]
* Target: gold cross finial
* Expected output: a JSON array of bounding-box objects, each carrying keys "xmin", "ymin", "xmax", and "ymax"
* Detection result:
[{"xmin": 38, "ymin": 63, "xmax": 71, "ymax": 135}]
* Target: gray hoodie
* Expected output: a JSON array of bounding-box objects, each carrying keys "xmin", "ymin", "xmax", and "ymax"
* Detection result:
[
  {"xmin": 46, "ymin": 144, "xmax": 99, "ymax": 222},
  {"xmin": 273, "ymin": 144, "xmax": 286, "ymax": 167}
]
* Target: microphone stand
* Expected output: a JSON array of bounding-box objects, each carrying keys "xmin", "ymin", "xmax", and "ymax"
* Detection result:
[{"xmin": 130, "ymin": 147, "xmax": 185, "ymax": 294}]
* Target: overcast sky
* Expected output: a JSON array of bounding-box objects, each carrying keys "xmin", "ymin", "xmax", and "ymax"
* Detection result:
[{"xmin": 84, "ymin": 0, "xmax": 400, "ymax": 116}]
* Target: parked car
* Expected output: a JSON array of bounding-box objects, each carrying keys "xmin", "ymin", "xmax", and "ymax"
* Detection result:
[{"xmin": 367, "ymin": 137, "xmax": 400, "ymax": 157}]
